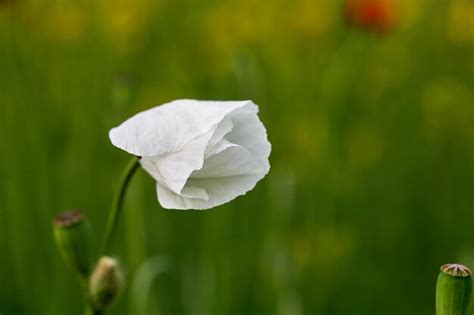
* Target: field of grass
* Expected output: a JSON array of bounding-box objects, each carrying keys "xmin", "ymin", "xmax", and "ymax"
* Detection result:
[{"xmin": 0, "ymin": 1, "xmax": 473, "ymax": 314}]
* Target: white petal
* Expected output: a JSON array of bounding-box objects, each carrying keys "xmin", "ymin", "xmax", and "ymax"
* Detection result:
[
  {"xmin": 192, "ymin": 144, "xmax": 266, "ymax": 178},
  {"xmin": 109, "ymin": 100, "xmax": 257, "ymax": 157},
  {"xmin": 179, "ymin": 186, "xmax": 209, "ymax": 200},
  {"xmin": 157, "ymin": 133, "xmax": 270, "ymax": 210},
  {"xmin": 156, "ymin": 171, "xmax": 268, "ymax": 210},
  {"xmin": 139, "ymin": 127, "xmax": 214, "ymax": 194},
  {"xmin": 204, "ymin": 139, "xmax": 237, "ymax": 159},
  {"xmin": 204, "ymin": 117, "xmax": 233, "ymax": 158},
  {"xmin": 226, "ymin": 108, "xmax": 271, "ymax": 161},
  {"xmin": 137, "ymin": 115, "xmax": 234, "ymax": 194}
]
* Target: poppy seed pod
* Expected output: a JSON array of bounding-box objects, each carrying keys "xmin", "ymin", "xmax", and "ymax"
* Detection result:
[
  {"xmin": 436, "ymin": 264, "xmax": 472, "ymax": 315},
  {"xmin": 52, "ymin": 210, "xmax": 92, "ymax": 278},
  {"xmin": 89, "ymin": 256, "xmax": 124, "ymax": 311}
]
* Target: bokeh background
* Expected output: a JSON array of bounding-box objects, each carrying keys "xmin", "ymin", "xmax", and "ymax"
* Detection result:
[{"xmin": 1, "ymin": 0, "xmax": 473, "ymax": 314}]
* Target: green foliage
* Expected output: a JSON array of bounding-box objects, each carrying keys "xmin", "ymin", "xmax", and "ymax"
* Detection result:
[{"xmin": 0, "ymin": 1, "xmax": 473, "ymax": 314}]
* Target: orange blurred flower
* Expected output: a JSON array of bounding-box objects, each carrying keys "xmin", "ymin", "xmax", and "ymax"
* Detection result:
[{"xmin": 344, "ymin": 0, "xmax": 398, "ymax": 33}]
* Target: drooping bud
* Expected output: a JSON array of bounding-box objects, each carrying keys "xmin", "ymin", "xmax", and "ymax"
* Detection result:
[
  {"xmin": 52, "ymin": 209, "xmax": 92, "ymax": 278},
  {"xmin": 436, "ymin": 263, "xmax": 472, "ymax": 315},
  {"xmin": 89, "ymin": 256, "xmax": 124, "ymax": 311}
]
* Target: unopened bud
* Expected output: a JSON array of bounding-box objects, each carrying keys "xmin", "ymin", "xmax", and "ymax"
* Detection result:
[
  {"xmin": 52, "ymin": 210, "xmax": 92, "ymax": 277},
  {"xmin": 89, "ymin": 256, "xmax": 124, "ymax": 310},
  {"xmin": 436, "ymin": 263, "xmax": 472, "ymax": 315}
]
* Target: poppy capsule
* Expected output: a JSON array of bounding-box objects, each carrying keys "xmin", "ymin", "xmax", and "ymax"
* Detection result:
[
  {"xmin": 52, "ymin": 209, "xmax": 92, "ymax": 278},
  {"xmin": 436, "ymin": 264, "xmax": 472, "ymax": 315},
  {"xmin": 345, "ymin": 0, "xmax": 398, "ymax": 33}
]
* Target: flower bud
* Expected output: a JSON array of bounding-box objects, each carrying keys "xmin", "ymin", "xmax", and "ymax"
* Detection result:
[
  {"xmin": 52, "ymin": 209, "xmax": 92, "ymax": 278},
  {"xmin": 89, "ymin": 256, "xmax": 124, "ymax": 310},
  {"xmin": 436, "ymin": 263, "xmax": 472, "ymax": 315}
]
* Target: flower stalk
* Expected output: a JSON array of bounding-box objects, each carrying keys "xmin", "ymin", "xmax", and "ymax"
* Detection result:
[
  {"xmin": 85, "ymin": 305, "xmax": 103, "ymax": 315},
  {"xmin": 100, "ymin": 156, "xmax": 141, "ymax": 254},
  {"xmin": 436, "ymin": 263, "xmax": 472, "ymax": 315},
  {"xmin": 53, "ymin": 158, "xmax": 140, "ymax": 314}
]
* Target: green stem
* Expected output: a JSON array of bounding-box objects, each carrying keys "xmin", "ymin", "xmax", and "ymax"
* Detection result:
[
  {"xmin": 100, "ymin": 157, "xmax": 141, "ymax": 255},
  {"xmin": 85, "ymin": 305, "xmax": 103, "ymax": 315},
  {"xmin": 82, "ymin": 277, "xmax": 103, "ymax": 315}
]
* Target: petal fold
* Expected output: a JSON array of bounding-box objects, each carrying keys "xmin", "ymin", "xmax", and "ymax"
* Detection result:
[{"xmin": 109, "ymin": 100, "xmax": 257, "ymax": 157}]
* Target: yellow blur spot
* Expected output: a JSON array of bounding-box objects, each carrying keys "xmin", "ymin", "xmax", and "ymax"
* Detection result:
[
  {"xmin": 294, "ymin": 114, "xmax": 329, "ymax": 168},
  {"xmin": 447, "ymin": 2, "xmax": 474, "ymax": 43},
  {"xmin": 347, "ymin": 124, "xmax": 383, "ymax": 171},
  {"xmin": 422, "ymin": 77, "xmax": 474, "ymax": 138},
  {"xmin": 98, "ymin": 0, "xmax": 154, "ymax": 52},
  {"xmin": 287, "ymin": 0, "xmax": 331, "ymax": 38},
  {"xmin": 46, "ymin": 5, "xmax": 88, "ymax": 42}
]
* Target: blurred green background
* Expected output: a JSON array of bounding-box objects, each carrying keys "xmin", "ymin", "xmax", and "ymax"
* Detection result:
[{"xmin": 0, "ymin": 0, "xmax": 473, "ymax": 314}]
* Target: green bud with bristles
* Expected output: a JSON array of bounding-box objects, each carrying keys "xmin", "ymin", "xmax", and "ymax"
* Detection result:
[
  {"xmin": 436, "ymin": 263, "xmax": 472, "ymax": 315},
  {"xmin": 52, "ymin": 210, "xmax": 92, "ymax": 278},
  {"xmin": 89, "ymin": 256, "xmax": 124, "ymax": 311}
]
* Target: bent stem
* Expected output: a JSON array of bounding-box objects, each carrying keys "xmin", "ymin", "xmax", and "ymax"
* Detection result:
[{"xmin": 100, "ymin": 156, "xmax": 141, "ymax": 255}]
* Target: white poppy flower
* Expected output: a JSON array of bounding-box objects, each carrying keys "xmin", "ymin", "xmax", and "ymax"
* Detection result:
[{"xmin": 109, "ymin": 99, "xmax": 271, "ymax": 210}]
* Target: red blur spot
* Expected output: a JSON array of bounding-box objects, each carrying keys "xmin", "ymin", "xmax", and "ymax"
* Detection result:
[{"xmin": 345, "ymin": 0, "xmax": 399, "ymax": 33}]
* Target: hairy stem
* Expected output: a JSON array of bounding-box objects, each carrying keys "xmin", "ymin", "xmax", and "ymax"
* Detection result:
[{"xmin": 100, "ymin": 157, "xmax": 140, "ymax": 255}]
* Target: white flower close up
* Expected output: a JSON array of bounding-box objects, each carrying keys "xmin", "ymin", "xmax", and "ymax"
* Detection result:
[{"xmin": 109, "ymin": 99, "xmax": 271, "ymax": 210}]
